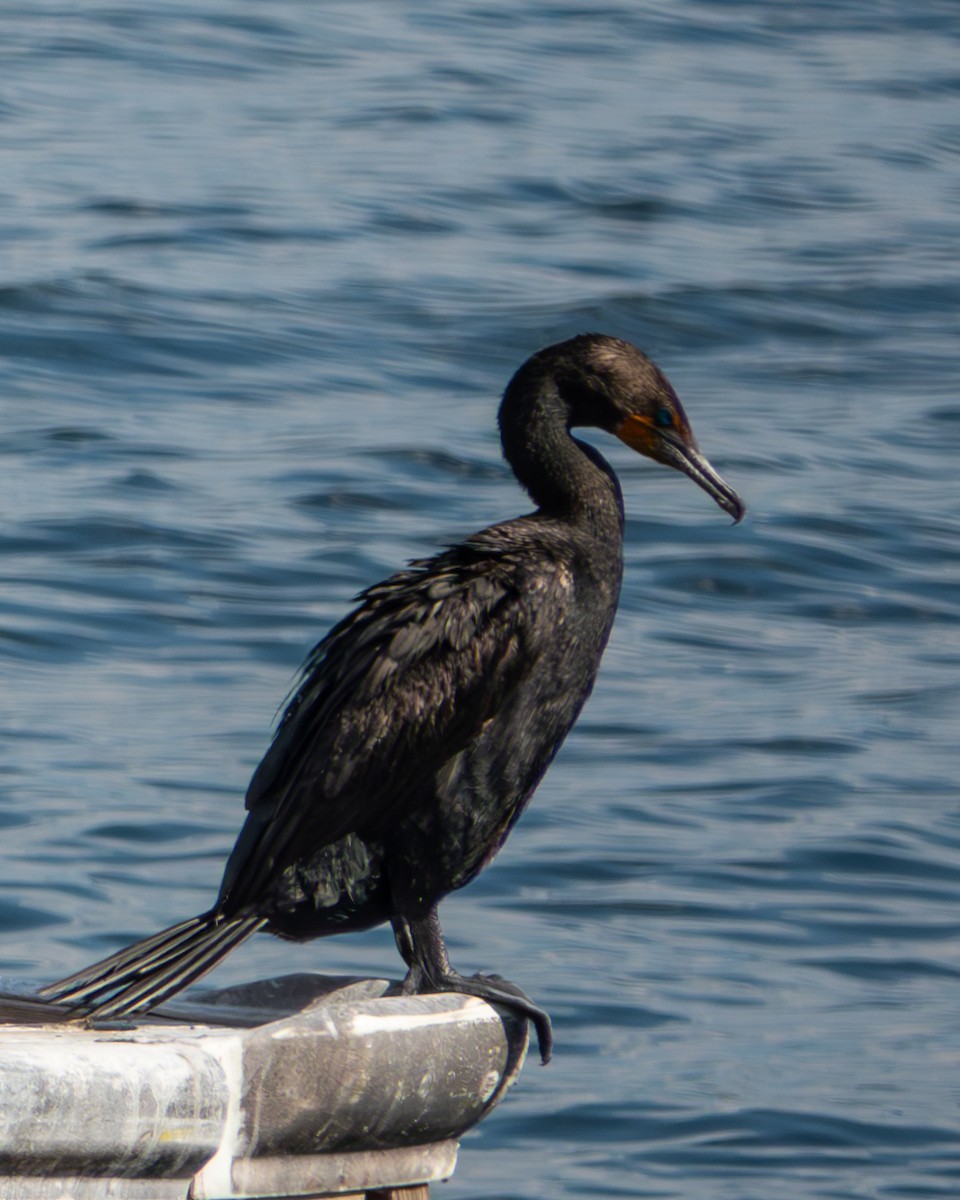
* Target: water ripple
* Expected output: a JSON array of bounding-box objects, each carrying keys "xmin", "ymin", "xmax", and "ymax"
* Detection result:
[{"xmin": 2, "ymin": 2, "xmax": 959, "ymax": 1197}]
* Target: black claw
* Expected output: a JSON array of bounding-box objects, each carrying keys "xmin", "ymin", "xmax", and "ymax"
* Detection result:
[
  {"xmin": 463, "ymin": 972, "xmax": 553, "ymax": 1064},
  {"xmin": 533, "ymin": 1011, "xmax": 553, "ymax": 1065}
]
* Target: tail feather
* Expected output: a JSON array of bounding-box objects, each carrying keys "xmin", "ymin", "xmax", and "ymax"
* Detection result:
[
  {"xmin": 86, "ymin": 918, "xmax": 263, "ymax": 1020},
  {"xmin": 38, "ymin": 913, "xmax": 266, "ymax": 1018},
  {"xmin": 39, "ymin": 917, "xmax": 212, "ymax": 1005}
]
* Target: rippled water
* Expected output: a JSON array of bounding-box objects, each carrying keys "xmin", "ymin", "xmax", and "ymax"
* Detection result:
[{"xmin": 2, "ymin": 3, "xmax": 959, "ymax": 1197}]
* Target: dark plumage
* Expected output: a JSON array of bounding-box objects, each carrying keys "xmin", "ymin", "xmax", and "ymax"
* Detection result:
[{"xmin": 40, "ymin": 334, "xmax": 743, "ymax": 1062}]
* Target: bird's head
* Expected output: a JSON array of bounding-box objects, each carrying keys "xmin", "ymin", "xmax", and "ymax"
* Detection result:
[{"xmin": 556, "ymin": 333, "xmax": 745, "ymax": 523}]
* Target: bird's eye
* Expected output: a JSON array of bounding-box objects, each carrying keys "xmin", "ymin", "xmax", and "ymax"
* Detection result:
[{"xmin": 654, "ymin": 407, "xmax": 674, "ymax": 429}]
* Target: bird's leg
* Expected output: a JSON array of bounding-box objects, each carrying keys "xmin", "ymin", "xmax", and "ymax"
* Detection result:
[
  {"xmin": 391, "ymin": 908, "xmax": 553, "ymax": 1064},
  {"xmin": 393, "ymin": 912, "xmax": 451, "ymax": 988}
]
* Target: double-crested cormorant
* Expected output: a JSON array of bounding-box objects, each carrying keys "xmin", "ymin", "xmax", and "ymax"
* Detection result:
[{"xmin": 40, "ymin": 334, "xmax": 743, "ymax": 1062}]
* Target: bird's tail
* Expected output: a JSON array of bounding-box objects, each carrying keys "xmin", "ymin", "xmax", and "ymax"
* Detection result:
[{"xmin": 37, "ymin": 911, "xmax": 266, "ymax": 1021}]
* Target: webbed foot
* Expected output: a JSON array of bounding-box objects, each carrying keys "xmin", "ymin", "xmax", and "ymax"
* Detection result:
[
  {"xmin": 455, "ymin": 970, "xmax": 553, "ymax": 1064},
  {"xmin": 393, "ymin": 908, "xmax": 554, "ymax": 1063}
]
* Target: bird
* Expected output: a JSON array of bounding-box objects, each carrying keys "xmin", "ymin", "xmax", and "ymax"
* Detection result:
[{"xmin": 39, "ymin": 333, "xmax": 744, "ymax": 1063}]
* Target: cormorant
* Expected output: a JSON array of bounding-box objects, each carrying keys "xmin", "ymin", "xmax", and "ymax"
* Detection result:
[{"xmin": 39, "ymin": 334, "xmax": 744, "ymax": 1062}]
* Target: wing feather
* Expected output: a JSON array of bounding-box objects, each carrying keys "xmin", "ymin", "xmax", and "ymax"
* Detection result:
[{"xmin": 218, "ymin": 532, "xmax": 570, "ymax": 911}]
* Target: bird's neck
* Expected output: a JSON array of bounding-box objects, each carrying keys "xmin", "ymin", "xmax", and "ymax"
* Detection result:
[{"xmin": 498, "ymin": 374, "xmax": 624, "ymax": 532}]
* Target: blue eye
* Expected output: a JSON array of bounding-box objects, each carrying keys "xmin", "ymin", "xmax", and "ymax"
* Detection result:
[{"xmin": 654, "ymin": 407, "xmax": 674, "ymax": 428}]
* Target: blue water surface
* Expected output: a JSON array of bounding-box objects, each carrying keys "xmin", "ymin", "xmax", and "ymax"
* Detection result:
[{"xmin": 2, "ymin": 3, "xmax": 959, "ymax": 1197}]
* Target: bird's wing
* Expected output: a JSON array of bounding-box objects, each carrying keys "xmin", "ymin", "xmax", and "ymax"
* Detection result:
[{"xmin": 217, "ymin": 531, "xmax": 570, "ymax": 911}]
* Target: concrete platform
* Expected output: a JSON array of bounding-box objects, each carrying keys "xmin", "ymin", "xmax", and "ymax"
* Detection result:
[{"xmin": 0, "ymin": 974, "xmax": 529, "ymax": 1198}]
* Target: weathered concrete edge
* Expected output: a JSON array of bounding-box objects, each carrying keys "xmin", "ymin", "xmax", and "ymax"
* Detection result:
[
  {"xmin": 0, "ymin": 1025, "xmax": 232, "ymax": 1178},
  {"xmin": 0, "ymin": 1141, "xmax": 459, "ymax": 1200},
  {"xmin": 0, "ymin": 1177, "xmax": 190, "ymax": 1199},
  {"xmin": 221, "ymin": 1140, "xmax": 459, "ymax": 1199},
  {"xmin": 0, "ymin": 976, "xmax": 528, "ymax": 1198}
]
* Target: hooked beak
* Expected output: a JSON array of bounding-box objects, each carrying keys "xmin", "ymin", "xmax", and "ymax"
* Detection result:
[{"xmin": 616, "ymin": 414, "xmax": 745, "ymax": 524}]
